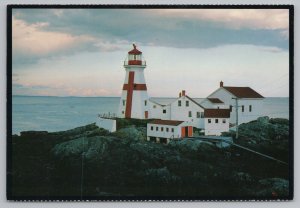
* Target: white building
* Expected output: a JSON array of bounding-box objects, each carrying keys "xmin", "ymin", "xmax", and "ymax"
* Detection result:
[
  {"xmin": 169, "ymin": 90, "xmax": 205, "ymax": 129},
  {"xmin": 147, "ymin": 119, "xmax": 193, "ymax": 143},
  {"xmin": 204, "ymin": 109, "xmax": 230, "ymax": 136},
  {"xmin": 118, "ymin": 44, "xmax": 149, "ymax": 119},
  {"xmin": 148, "ymin": 99, "xmax": 171, "ymax": 120},
  {"xmin": 207, "ymin": 81, "xmax": 264, "ymax": 125},
  {"xmin": 113, "ymin": 45, "xmax": 265, "ymax": 138},
  {"xmin": 200, "ymin": 98, "xmax": 228, "ymax": 109}
]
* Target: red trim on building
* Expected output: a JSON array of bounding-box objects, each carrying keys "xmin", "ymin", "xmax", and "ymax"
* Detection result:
[
  {"xmin": 149, "ymin": 119, "xmax": 184, "ymax": 126},
  {"xmin": 125, "ymin": 71, "xmax": 135, "ymax": 118},
  {"xmin": 128, "ymin": 48, "xmax": 142, "ymax": 55},
  {"xmin": 128, "ymin": 60, "xmax": 142, "ymax": 65},
  {"xmin": 123, "ymin": 84, "xmax": 147, "ymax": 91}
]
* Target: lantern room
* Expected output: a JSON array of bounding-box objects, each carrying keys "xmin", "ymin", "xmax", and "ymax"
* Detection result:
[{"xmin": 124, "ymin": 44, "xmax": 146, "ymax": 66}]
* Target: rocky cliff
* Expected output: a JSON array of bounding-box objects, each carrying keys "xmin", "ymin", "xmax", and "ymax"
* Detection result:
[{"xmin": 10, "ymin": 117, "xmax": 290, "ymax": 199}]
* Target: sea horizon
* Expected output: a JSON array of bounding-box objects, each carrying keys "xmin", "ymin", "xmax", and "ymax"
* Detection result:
[
  {"xmin": 12, "ymin": 95, "xmax": 290, "ymax": 99},
  {"xmin": 12, "ymin": 96, "xmax": 289, "ymax": 135}
]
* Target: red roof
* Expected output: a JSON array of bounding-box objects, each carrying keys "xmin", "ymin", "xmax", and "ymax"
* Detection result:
[
  {"xmin": 207, "ymin": 98, "xmax": 224, "ymax": 104},
  {"xmin": 204, "ymin": 109, "xmax": 230, "ymax": 118},
  {"xmin": 223, "ymin": 87, "xmax": 264, "ymax": 98},
  {"xmin": 149, "ymin": 119, "xmax": 184, "ymax": 126},
  {"xmin": 128, "ymin": 44, "xmax": 142, "ymax": 55}
]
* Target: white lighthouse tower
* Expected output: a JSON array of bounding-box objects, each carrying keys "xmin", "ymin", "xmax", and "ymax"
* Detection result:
[{"xmin": 118, "ymin": 44, "xmax": 149, "ymax": 119}]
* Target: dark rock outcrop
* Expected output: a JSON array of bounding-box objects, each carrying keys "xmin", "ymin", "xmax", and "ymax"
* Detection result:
[{"xmin": 11, "ymin": 117, "xmax": 290, "ymax": 199}]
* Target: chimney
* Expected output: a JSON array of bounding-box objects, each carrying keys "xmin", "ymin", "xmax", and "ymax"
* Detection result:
[
  {"xmin": 220, "ymin": 81, "xmax": 224, "ymax": 87},
  {"xmin": 179, "ymin": 92, "xmax": 182, "ymax": 97},
  {"xmin": 182, "ymin": 90, "xmax": 186, "ymax": 96}
]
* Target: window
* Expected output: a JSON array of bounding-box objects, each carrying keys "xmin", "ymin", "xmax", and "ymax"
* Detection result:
[
  {"xmin": 151, "ymin": 126, "xmax": 153, "ymax": 130},
  {"xmin": 242, "ymin": 105, "xmax": 244, "ymax": 112},
  {"xmin": 163, "ymin": 109, "xmax": 166, "ymax": 114},
  {"xmin": 186, "ymin": 100, "xmax": 189, "ymax": 107},
  {"xmin": 166, "ymin": 128, "xmax": 169, "ymax": 132},
  {"xmin": 122, "ymin": 111, "xmax": 124, "ymax": 114},
  {"xmin": 171, "ymin": 128, "xmax": 174, "ymax": 132},
  {"xmin": 200, "ymin": 112, "xmax": 204, "ymax": 118},
  {"xmin": 249, "ymin": 105, "xmax": 252, "ymax": 112},
  {"xmin": 144, "ymin": 100, "xmax": 147, "ymax": 106},
  {"xmin": 215, "ymin": 119, "xmax": 219, "ymax": 123},
  {"xmin": 122, "ymin": 100, "xmax": 126, "ymax": 106},
  {"xmin": 178, "ymin": 100, "xmax": 182, "ymax": 106},
  {"xmin": 156, "ymin": 127, "xmax": 159, "ymax": 131},
  {"xmin": 230, "ymin": 105, "xmax": 232, "ymax": 112},
  {"xmin": 222, "ymin": 119, "xmax": 226, "ymax": 123},
  {"xmin": 161, "ymin": 127, "xmax": 164, "ymax": 131},
  {"xmin": 208, "ymin": 119, "xmax": 211, "ymax": 123},
  {"xmin": 188, "ymin": 111, "xmax": 192, "ymax": 117},
  {"xmin": 153, "ymin": 105, "xmax": 156, "ymax": 108},
  {"xmin": 197, "ymin": 112, "xmax": 200, "ymax": 118}
]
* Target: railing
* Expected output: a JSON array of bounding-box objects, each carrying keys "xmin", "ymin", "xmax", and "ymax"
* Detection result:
[
  {"xmin": 124, "ymin": 60, "xmax": 146, "ymax": 66},
  {"xmin": 97, "ymin": 112, "xmax": 117, "ymax": 119}
]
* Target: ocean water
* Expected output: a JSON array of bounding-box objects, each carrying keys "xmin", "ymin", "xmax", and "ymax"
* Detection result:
[{"xmin": 12, "ymin": 96, "xmax": 289, "ymax": 135}]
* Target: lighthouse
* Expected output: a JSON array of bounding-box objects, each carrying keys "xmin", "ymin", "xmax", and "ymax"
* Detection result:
[{"xmin": 118, "ymin": 44, "xmax": 149, "ymax": 119}]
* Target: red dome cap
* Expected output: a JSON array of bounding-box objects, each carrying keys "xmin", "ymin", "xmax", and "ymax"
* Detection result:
[{"xmin": 128, "ymin": 44, "xmax": 142, "ymax": 55}]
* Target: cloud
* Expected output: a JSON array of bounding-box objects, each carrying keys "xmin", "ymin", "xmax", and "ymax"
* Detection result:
[
  {"xmin": 152, "ymin": 9, "xmax": 289, "ymax": 30},
  {"xmin": 258, "ymin": 46, "xmax": 284, "ymax": 53},
  {"xmin": 11, "ymin": 8, "xmax": 289, "ymax": 72},
  {"xmin": 13, "ymin": 16, "xmax": 95, "ymax": 55},
  {"xmin": 12, "ymin": 16, "xmax": 125, "ymax": 67},
  {"xmin": 13, "ymin": 9, "xmax": 289, "ymax": 51},
  {"xmin": 12, "ymin": 83, "xmax": 117, "ymax": 97}
]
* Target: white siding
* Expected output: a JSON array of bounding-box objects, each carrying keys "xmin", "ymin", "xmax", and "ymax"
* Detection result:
[
  {"xmin": 204, "ymin": 117, "xmax": 229, "ymax": 136},
  {"xmin": 148, "ymin": 100, "xmax": 171, "ymax": 120},
  {"xmin": 118, "ymin": 65, "xmax": 149, "ymax": 119},
  {"xmin": 147, "ymin": 123, "xmax": 183, "ymax": 139},
  {"xmin": 170, "ymin": 96, "xmax": 205, "ymax": 128},
  {"xmin": 118, "ymin": 91, "xmax": 127, "ymax": 118},
  {"xmin": 123, "ymin": 66, "xmax": 146, "ymax": 84},
  {"xmin": 208, "ymin": 88, "xmax": 264, "ymax": 124}
]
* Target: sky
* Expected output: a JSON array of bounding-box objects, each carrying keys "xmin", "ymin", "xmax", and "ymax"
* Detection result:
[{"xmin": 11, "ymin": 8, "xmax": 290, "ymax": 97}]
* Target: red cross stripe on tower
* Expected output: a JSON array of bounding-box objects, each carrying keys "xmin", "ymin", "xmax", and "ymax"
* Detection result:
[{"xmin": 123, "ymin": 71, "xmax": 147, "ymax": 118}]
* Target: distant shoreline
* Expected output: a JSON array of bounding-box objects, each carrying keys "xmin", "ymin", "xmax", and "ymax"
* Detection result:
[{"xmin": 12, "ymin": 95, "xmax": 289, "ymax": 99}]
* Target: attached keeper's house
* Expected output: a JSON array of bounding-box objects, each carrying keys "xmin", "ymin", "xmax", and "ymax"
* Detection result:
[{"xmin": 147, "ymin": 119, "xmax": 193, "ymax": 144}]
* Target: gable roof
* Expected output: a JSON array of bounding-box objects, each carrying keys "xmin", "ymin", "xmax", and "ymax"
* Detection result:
[
  {"xmin": 148, "ymin": 99, "xmax": 166, "ymax": 107},
  {"xmin": 223, "ymin": 87, "xmax": 264, "ymax": 98},
  {"xmin": 185, "ymin": 95, "xmax": 205, "ymax": 109},
  {"xmin": 207, "ymin": 98, "xmax": 224, "ymax": 104},
  {"xmin": 204, "ymin": 109, "xmax": 230, "ymax": 118},
  {"xmin": 149, "ymin": 119, "xmax": 184, "ymax": 126}
]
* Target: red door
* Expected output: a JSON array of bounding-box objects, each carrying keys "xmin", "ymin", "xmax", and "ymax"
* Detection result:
[
  {"xmin": 144, "ymin": 111, "xmax": 148, "ymax": 119},
  {"xmin": 188, "ymin": 126, "xmax": 193, "ymax": 137},
  {"xmin": 181, "ymin": 127, "xmax": 186, "ymax": 138}
]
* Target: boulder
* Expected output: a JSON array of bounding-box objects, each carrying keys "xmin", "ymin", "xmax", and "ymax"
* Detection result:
[
  {"xmin": 168, "ymin": 139, "xmax": 215, "ymax": 152},
  {"xmin": 52, "ymin": 136, "xmax": 118, "ymax": 160},
  {"xmin": 238, "ymin": 117, "xmax": 289, "ymax": 141},
  {"xmin": 113, "ymin": 126, "xmax": 146, "ymax": 142}
]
